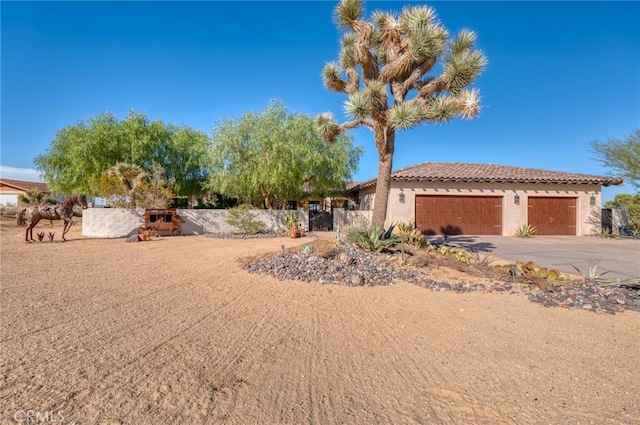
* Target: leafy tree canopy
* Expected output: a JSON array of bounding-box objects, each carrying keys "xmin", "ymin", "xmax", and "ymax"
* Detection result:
[
  {"xmin": 590, "ymin": 129, "xmax": 640, "ymax": 191},
  {"xmin": 34, "ymin": 110, "xmax": 211, "ymax": 198},
  {"xmin": 205, "ymin": 100, "xmax": 362, "ymax": 208}
]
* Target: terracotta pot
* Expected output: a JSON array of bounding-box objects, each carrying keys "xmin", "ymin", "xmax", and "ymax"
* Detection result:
[{"xmin": 289, "ymin": 226, "xmax": 300, "ymax": 238}]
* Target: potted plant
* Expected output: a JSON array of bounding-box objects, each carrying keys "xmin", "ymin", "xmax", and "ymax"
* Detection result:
[{"xmin": 284, "ymin": 213, "xmax": 300, "ymax": 238}]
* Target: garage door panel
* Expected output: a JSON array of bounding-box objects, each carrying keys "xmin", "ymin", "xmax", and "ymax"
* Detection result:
[
  {"xmin": 415, "ymin": 196, "xmax": 502, "ymax": 235},
  {"xmin": 528, "ymin": 197, "xmax": 576, "ymax": 235}
]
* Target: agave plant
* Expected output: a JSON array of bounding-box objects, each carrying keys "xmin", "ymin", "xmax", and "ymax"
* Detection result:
[
  {"xmin": 515, "ymin": 224, "xmax": 537, "ymax": 238},
  {"xmin": 571, "ymin": 259, "xmax": 611, "ymax": 281},
  {"xmin": 348, "ymin": 223, "xmax": 402, "ymax": 253}
]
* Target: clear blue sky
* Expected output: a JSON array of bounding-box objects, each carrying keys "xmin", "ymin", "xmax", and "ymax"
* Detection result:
[{"xmin": 1, "ymin": 1, "xmax": 639, "ymax": 201}]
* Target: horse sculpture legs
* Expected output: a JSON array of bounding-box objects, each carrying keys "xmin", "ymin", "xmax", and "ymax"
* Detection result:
[
  {"xmin": 61, "ymin": 218, "xmax": 73, "ymax": 241},
  {"xmin": 25, "ymin": 218, "xmax": 73, "ymax": 242},
  {"xmin": 25, "ymin": 218, "xmax": 41, "ymax": 243}
]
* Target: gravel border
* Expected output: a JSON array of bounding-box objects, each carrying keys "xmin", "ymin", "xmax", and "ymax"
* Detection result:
[{"xmin": 244, "ymin": 242, "xmax": 640, "ymax": 314}]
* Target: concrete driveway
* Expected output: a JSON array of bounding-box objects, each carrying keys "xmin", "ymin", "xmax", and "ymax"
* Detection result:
[{"xmin": 425, "ymin": 235, "xmax": 640, "ymax": 279}]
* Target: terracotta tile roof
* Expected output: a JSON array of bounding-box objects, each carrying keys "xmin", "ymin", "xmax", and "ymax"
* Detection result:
[
  {"xmin": 0, "ymin": 178, "xmax": 50, "ymax": 193},
  {"xmin": 351, "ymin": 162, "xmax": 623, "ymax": 190}
]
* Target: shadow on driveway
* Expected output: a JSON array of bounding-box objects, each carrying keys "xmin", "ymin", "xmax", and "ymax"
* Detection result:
[{"xmin": 426, "ymin": 235, "xmax": 640, "ymax": 279}]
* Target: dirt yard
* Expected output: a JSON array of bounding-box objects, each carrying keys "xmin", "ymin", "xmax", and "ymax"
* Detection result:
[{"xmin": 2, "ymin": 217, "xmax": 639, "ymax": 424}]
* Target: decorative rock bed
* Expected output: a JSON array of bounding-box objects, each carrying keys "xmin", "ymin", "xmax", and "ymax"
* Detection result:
[{"xmin": 244, "ymin": 242, "xmax": 640, "ymax": 314}]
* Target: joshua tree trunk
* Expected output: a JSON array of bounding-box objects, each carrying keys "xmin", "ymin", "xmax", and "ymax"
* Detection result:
[{"xmin": 372, "ymin": 126, "xmax": 395, "ymax": 226}]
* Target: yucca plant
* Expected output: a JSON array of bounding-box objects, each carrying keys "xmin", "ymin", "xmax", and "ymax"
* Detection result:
[
  {"xmin": 515, "ymin": 224, "xmax": 537, "ymax": 238},
  {"xmin": 571, "ymin": 259, "xmax": 610, "ymax": 281},
  {"xmin": 317, "ymin": 0, "xmax": 487, "ymax": 226}
]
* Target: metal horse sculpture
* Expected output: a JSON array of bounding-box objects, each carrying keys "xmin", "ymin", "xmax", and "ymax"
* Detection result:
[{"xmin": 19, "ymin": 195, "xmax": 88, "ymax": 243}]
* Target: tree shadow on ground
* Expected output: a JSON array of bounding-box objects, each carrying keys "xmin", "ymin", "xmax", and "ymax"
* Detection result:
[{"xmin": 424, "ymin": 235, "xmax": 497, "ymax": 253}]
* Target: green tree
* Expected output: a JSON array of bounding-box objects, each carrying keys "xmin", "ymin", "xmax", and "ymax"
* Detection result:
[
  {"xmin": 205, "ymin": 100, "xmax": 362, "ymax": 208},
  {"xmin": 34, "ymin": 110, "xmax": 211, "ymax": 199},
  {"xmin": 316, "ymin": 0, "xmax": 487, "ymax": 224},
  {"xmin": 590, "ymin": 129, "xmax": 640, "ymax": 190}
]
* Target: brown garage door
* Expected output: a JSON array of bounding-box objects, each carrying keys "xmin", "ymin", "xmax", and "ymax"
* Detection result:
[
  {"xmin": 415, "ymin": 195, "xmax": 502, "ymax": 235},
  {"xmin": 528, "ymin": 197, "xmax": 577, "ymax": 235}
]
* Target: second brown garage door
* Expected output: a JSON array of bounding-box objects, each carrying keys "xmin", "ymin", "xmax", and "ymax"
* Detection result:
[
  {"xmin": 528, "ymin": 197, "xmax": 577, "ymax": 235},
  {"xmin": 415, "ymin": 195, "xmax": 502, "ymax": 235}
]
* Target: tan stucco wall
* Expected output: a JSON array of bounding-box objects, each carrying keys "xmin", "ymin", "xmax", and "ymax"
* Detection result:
[{"xmin": 356, "ymin": 181, "xmax": 603, "ymax": 236}]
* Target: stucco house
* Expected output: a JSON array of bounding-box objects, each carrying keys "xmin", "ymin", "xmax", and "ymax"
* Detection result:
[
  {"xmin": 347, "ymin": 162, "xmax": 623, "ymax": 236},
  {"xmin": 0, "ymin": 178, "xmax": 50, "ymax": 206}
]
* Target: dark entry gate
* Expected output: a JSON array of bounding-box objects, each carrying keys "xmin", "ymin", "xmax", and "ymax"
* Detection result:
[{"xmin": 309, "ymin": 210, "xmax": 333, "ymax": 231}]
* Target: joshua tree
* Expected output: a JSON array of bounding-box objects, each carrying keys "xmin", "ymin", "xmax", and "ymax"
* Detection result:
[
  {"xmin": 105, "ymin": 162, "xmax": 148, "ymax": 206},
  {"xmin": 316, "ymin": 0, "xmax": 487, "ymax": 225}
]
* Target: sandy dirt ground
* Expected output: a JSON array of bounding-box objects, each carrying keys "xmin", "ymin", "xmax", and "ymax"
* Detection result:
[{"xmin": 1, "ymin": 217, "xmax": 639, "ymax": 425}]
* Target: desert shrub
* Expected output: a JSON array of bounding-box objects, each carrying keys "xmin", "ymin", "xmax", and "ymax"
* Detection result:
[
  {"xmin": 283, "ymin": 212, "xmax": 300, "ymax": 229},
  {"xmin": 436, "ymin": 245, "xmax": 471, "ymax": 264},
  {"xmin": 226, "ymin": 204, "xmax": 266, "ymax": 235},
  {"xmin": 347, "ymin": 220, "xmax": 402, "ymax": 253},
  {"xmin": 393, "ymin": 219, "xmax": 426, "ymax": 248},
  {"xmin": 17, "ymin": 189, "xmax": 57, "ymax": 206},
  {"xmin": 515, "ymin": 224, "xmax": 537, "ymax": 238}
]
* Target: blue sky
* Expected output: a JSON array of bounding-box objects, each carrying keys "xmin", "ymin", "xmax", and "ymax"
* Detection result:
[{"xmin": 1, "ymin": 1, "xmax": 638, "ymax": 202}]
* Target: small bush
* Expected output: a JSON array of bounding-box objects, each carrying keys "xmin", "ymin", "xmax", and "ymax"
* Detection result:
[
  {"xmin": 226, "ymin": 205, "xmax": 266, "ymax": 235},
  {"xmin": 393, "ymin": 219, "xmax": 426, "ymax": 248},
  {"xmin": 283, "ymin": 212, "xmax": 300, "ymax": 229},
  {"xmin": 515, "ymin": 224, "xmax": 537, "ymax": 238}
]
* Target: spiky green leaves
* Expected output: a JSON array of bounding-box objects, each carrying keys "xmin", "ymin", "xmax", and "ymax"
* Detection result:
[
  {"xmin": 408, "ymin": 25, "xmax": 447, "ymax": 64},
  {"xmin": 444, "ymin": 50, "xmax": 487, "ymax": 90},
  {"xmin": 388, "ymin": 100, "xmax": 427, "ymax": 129},
  {"xmin": 315, "ymin": 113, "xmax": 342, "ymax": 142},
  {"xmin": 364, "ymin": 79, "xmax": 387, "ymax": 104},
  {"xmin": 444, "ymin": 29, "xmax": 487, "ymax": 89},
  {"xmin": 339, "ymin": 33, "xmax": 357, "ymax": 69},
  {"xmin": 335, "ymin": 0, "xmax": 364, "ymax": 29},
  {"xmin": 344, "ymin": 91, "xmax": 372, "ymax": 120},
  {"xmin": 343, "ymin": 81, "xmax": 388, "ymax": 121},
  {"xmin": 322, "ymin": 62, "xmax": 346, "ymax": 92},
  {"xmin": 449, "ymin": 29, "xmax": 477, "ymax": 56},
  {"xmin": 398, "ymin": 5, "xmax": 437, "ymax": 33}
]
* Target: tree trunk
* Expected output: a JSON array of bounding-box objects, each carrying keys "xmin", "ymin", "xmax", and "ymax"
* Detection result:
[
  {"xmin": 372, "ymin": 126, "xmax": 395, "ymax": 226},
  {"xmin": 259, "ymin": 183, "xmax": 272, "ymax": 209}
]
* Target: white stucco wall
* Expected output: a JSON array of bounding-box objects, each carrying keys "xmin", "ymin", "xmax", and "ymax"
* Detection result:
[
  {"xmin": 355, "ymin": 181, "xmax": 603, "ymax": 236},
  {"xmin": 82, "ymin": 208, "xmax": 310, "ymax": 238},
  {"xmin": 83, "ymin": 208, "xmax": 375, "ymax": 239},
  {"xmin": 0, "ymin": 194, "xmax": 18, "ymax": 206},
  {"xmin": 82, "ymin": 208, "xmax": 145, "ymax": 237}
]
